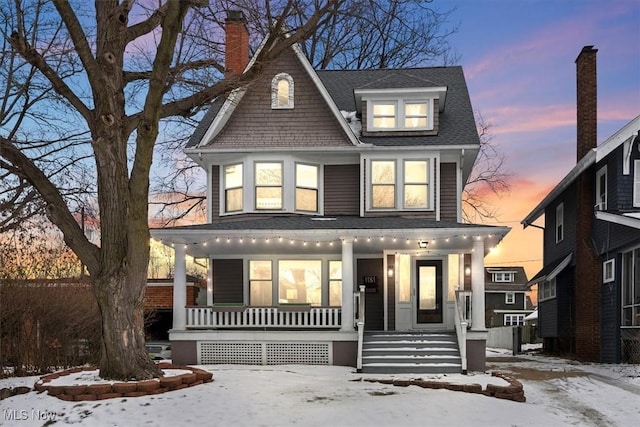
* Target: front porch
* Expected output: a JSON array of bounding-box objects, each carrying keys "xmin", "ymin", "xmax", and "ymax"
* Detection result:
[{"xmin": 151, "ymin": 216, "xmax": 509, "ymax": 372}]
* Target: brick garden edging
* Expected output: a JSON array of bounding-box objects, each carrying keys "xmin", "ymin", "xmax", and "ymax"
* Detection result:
[
  {"xmin": 361, "ymin": 371, "xmax": 526, "ymax": 403},
  {"xmin": 34, "ymin": 363, "xmax": 213, "ymax": 401}
]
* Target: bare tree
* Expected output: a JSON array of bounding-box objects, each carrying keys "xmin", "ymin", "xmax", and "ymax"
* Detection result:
[
  {"xmin": 462, "ymin": 113, "xmax": 512, "ymax": 223},
  {"xmin": 294, "ymin": 0, "xmax": 459, "ymax": 69},
  {"xmin": 1, "ymin": 0, "xmax": 341, "ymax": 380}
]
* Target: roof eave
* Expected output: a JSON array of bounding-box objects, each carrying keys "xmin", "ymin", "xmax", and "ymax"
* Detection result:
[{"xmin": 521, "ymin": 149, "xmax": 596, "ymax": 227}]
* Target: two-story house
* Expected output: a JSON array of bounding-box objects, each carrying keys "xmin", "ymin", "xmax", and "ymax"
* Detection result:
[
  {"xmin": 152, "ymin": 11, "xmax": 509, "ymax": 373},
  {"xmin": 522, "ymin": 46, "xmax": 640, "ymax": 363},
  {"xmin": 484, "ymin": 267, "xmax": 533, "ymax": 328}
]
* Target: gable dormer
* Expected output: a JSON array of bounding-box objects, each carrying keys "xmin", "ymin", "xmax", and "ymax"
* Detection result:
[{"xmin": 354, "ymin": 85, "xmax": 447, "ymax": 137}]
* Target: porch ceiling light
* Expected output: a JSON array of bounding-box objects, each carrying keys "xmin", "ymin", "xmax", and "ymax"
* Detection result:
[{"xmin": 418, "ymin": 240, "xmax": 428, "ymax": 249}]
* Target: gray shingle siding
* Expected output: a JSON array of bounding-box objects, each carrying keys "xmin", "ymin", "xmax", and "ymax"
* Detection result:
[
  {"xmin": 212, "ymin": 259, "xmax": 243, "ymax": 303},
  {"xmin": 324, "ymin": 164, "xmax": 360, "ymax": 215},
  {"xmin": 600, "ymin": 257, "xmax": 621, "ymax": 363}
]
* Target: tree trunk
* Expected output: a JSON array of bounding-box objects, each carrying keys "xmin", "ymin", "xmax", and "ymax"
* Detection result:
[{"xmin": 93, "ymin": 269, "xmax": 162, "ymax": 380}]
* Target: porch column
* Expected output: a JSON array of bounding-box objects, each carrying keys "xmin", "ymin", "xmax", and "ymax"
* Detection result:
[
  {"xmin": 173, "ymin": 244, "xmax": 187, "ymax": 331},
  {"xmin": 340, "ymin": 238, "xmax": 355, "ymax": 332},
  {"xmin": 206, "ymin": 259, "xmax": 214, "ymax": 306},
  {"xmin": 471, "ymin": 238, "xmax": 485, "ymax": 330}
]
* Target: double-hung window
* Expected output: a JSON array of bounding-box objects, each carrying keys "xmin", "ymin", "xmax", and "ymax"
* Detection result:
[
  {"xmin": 505, "ymin": 292, "xmax": 515, "ymax": 304},
  {"xmin": 295, "ymin": 163, "xmax": 318, "ymax": 212},
  {"xmin": 249, "ymin": 260, "xmax": 272, "ymax": 306},
  {"xmin": 404, "ymin": 102, "xmax": 428, "ymax": 128},
  {"xmin": 556, "ymin": 203, "xmax": 564, "ymax": 243},
  {"xmin": 634, "ymin": 160, "xmax": 640, "ymax": 207},
  {"xmin": 404, "ymin": 160, "xmax": 429, "ymax": 208},
  {"xmin": 255, "ymin": 162, "xmax": 283, "ymax": 210},
  {"xmin": 622, "ymin": 248, "xmax": 640, "ymax": 326},
  {"xmin": 596, "ymin": 166, "xmax": 607, "ymax": 210},
  {"xmin": 371, "ymin": 160, "xmax": 396, "ymax": 208},
  {"xmin": 372, "ymin": 103, "xmax": 396, "ymax": 129},
  {"xmin": 329, "ymin": 261, "xmax": 342, "ymax": 306},
  {"xmin": 370, "ymin": 99, "xmax": 431, "ymax": 131},
  {"xmin": 224, "ymin": 164, "xmax": 243, "ymax": 212},
  {"xmin": 540, "ymin": 277, "xmax": 557, "ymax": 301}
]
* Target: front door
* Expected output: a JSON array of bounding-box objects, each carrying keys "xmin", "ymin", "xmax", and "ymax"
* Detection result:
[{"xmin": 415, "ymin": 260, "xmax": 443, "ymax": 324}]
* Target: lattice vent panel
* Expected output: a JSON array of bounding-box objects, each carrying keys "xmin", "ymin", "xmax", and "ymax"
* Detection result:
[
  {"xmin": 266, "ymin": 343, "xmax": 330, "ymax": 365},
  {"xmin": 199, "ymin": 342, "xmax": 262, "ymax": 365}
]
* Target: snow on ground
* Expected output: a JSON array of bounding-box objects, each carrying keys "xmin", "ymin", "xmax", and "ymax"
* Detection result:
[{"xmin": 2, "ymin": 349, "xmax": 639, "ymax": 427}]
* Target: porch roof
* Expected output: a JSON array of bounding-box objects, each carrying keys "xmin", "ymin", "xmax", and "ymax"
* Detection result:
[{"xmin": 151, "ymin": 215, "xmax": 510, "ymax": 258}]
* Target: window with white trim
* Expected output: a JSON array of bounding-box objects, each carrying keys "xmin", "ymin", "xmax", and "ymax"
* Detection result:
[
  {"xmin": 403, "ymin": 160, "xmax": 429, "ymax": 208},
  {"xmin": 493, "ymin": 272, "xmax": 514, "ymax": 282},
  {"xmin": 369, "ymin": 158, "xmax": 432, "ymax": 211},
  {"xmin": 278, "ymin": 260, "xmax": 322, "ymax": 306},
  {"xmin": 255, "ymin": 162, "xmax": 282, "ymax": 210},
  {"xmin": 372, "ymin": 102, "xmax": 396, "ymax": 129},
  {"xmin": 224, "ymin": 163, "xmax": 243, "ymax": 212},
  {"xmin": 504, "ymin": 314, "xmax": 525, "ymax": 326},
  {"xmin": 634, "ymin": 160, "xmax": 640, "ymax": 207},
  {"xmin": 603, "ymin": 259, "xmax": 615, "ymax": 283},
  {"xmin": 369, "ymin": 99, "xmax": 432, "ymax": 131},
  {"xmin": 596, "ymin": 166, "xmax": 607, "ymax": 210},
  {"xmin": 371, "ymin": 160, "xmax": 396, "ymax": 208},
  {"xmin": 295, "ymin": 163, "xmax": 318, "ymax": 212},
  {"xmin": 539, "ymin": 277, "xmax": 557, "ymax": 302},
  {"xmin": 329, "ymin": 260, "xmax": 342, "ymax": 306},
  {"xmin": 249, "ymin": 260, "xmax": 272, "ymax": 306},
  {"xmin": 505, "ymin": 292, "xmax": 515, "ymax": 304},
  {"xmin": 556, "ymin": 203, "xmax": 564, "ymax": 243},
  {"xmin": 271, "ymin": 73, "xmax": 294, "ymax": 109},
  {"xmin": 622, "ymin": 248, "xmax": 640, "ymax": 327}
]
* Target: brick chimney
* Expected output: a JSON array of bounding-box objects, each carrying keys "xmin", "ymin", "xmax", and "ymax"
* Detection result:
[
  {"xmin": 575, "ymin": 46, "xmax": 597, "ymax": 161},
  {"xmin": 225, "ymin": 10, "xmax": 249, "ymax": 77},
  {"xmin": 574, "ymin": 45, "xmax": 601, "ymax": 362}
]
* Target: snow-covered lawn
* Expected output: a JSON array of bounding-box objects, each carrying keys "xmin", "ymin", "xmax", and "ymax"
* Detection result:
[{"xmin": 2, "ymin": 349, "xmax": 639, "ymax": 426}]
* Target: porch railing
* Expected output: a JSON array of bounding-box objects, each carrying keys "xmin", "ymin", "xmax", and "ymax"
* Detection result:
[
  {"xmin": 186, "ymin": 306, "xmax": 341, "ymax": 329},
  {"xmin": 454, "ymin": 290, "xmax": 472, "ymax": 374}
]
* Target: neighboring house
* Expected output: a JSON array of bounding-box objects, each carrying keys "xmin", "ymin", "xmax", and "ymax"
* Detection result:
[
  {"xmin": 144, "ymin": 277, "xmax": 204, "ymax": 341},
  {"xmin": 484, "ymin": 267, "xmax": 533, "ymax": 328},
  {"xmin": 522, "ymin": 46, "xmax": 640, "ymax": 363},
  {"xmin": 152, "ymin": 11, "xmax": 509, "ymax": 372}
]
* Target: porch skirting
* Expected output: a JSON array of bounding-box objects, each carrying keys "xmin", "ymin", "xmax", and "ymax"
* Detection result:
[{"xmin": 170, "ymin": 330, "xmax": 358, "ymax": 367}]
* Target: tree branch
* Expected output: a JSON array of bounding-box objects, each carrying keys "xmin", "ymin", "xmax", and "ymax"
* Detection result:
[
  {"xmin": 0, "ymin": 136, "xmax": 100, "ymax": 274},
  {"xmin": 8, "ymin": 32, "xmax": 92, "ymax": 122},
  {"xmin": 51, "ymin": 0, "xmax": 100, "ymax": 91}
]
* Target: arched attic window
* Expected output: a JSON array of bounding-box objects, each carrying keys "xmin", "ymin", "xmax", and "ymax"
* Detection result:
[{"xmin": 271, "ymin": 73, "xmax": 294, "ymax": 109}]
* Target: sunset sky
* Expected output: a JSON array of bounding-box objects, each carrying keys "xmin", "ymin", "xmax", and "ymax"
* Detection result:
[{"xmin": 447, "ymin": 0, "xmax": 640, "ymax": 278}]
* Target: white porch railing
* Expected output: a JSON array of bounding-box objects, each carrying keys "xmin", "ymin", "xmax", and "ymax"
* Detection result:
[
  {"xmin": 186, "ymin": 306, "xmax": 342, "ymax": 329},
  {"xmin": 454, "ymin": 290, "xmax": 472, "ymax": 374}
]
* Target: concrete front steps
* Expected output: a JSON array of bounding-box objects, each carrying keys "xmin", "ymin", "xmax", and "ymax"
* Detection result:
[{"xmin": 361, "ymin": 331, "xmax": 462, "ymax": 374}]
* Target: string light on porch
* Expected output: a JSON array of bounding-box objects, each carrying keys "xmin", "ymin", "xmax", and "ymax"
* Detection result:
[{"xmin": 160, "ymin": 232, "xmax": 502, "ymax": 250}]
